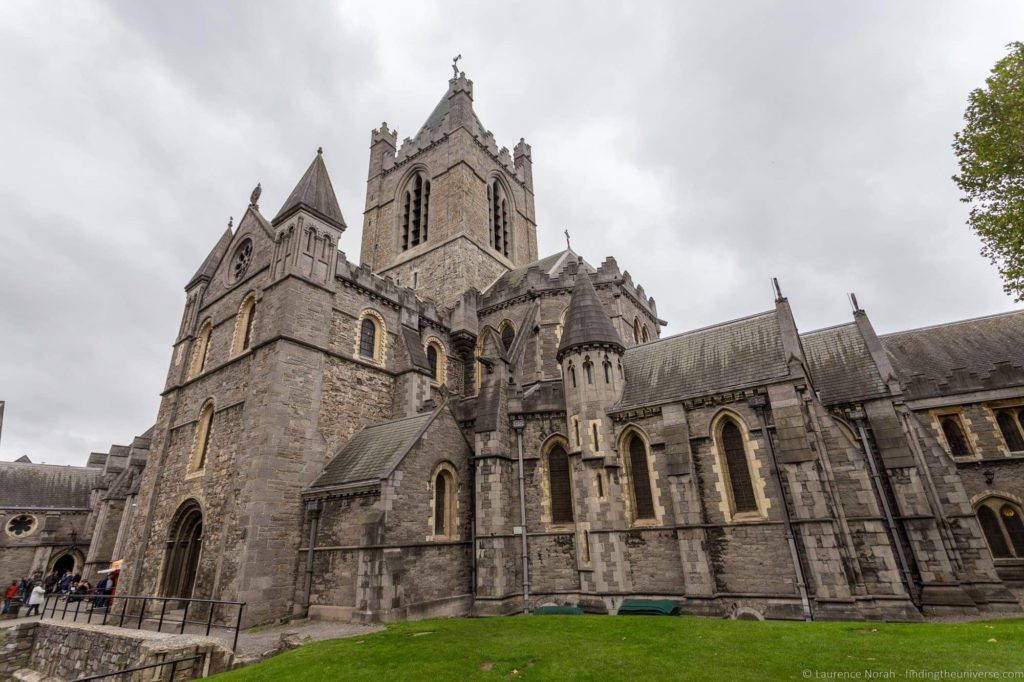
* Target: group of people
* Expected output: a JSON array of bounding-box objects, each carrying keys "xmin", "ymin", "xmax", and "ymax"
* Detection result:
[{"xmin": 1, "ymin": 570, "xmax": 117, "ymax": 617}]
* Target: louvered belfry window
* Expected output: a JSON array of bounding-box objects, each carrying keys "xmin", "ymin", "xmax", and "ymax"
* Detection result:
[
  {"xmin": 628, "ymin": 435, "xmax": 655, "ymax": 519},
  {"xmin": 941, "ymin": 417, "xmax": 972, "ymax": 457},
  {"xmin": 401, "ymin": 172, "xmax": 430, "ymax": 251},
  {"xmin": 721, "ymin": 420, "xmax": 757, "ymax": 514},
  {"xmin": 548, "ymin": 446, "xmax": 574, "ymax": 523}
]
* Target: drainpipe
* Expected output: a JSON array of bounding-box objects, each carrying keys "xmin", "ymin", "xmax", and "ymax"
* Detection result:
[
  {"xmin": 303, "ymin": 498, "xmax": 322, "ymax": 617},
  {"xmin": 512, "ymin": 416, "xmax": 530, "ymax": 614},
  {"xmin": 749, "ymin": 394, "xmax": 812, "ymax": 621},
  {"xmin": 850, "ymin": 410, "xmax": 918, "ymax": 605}
]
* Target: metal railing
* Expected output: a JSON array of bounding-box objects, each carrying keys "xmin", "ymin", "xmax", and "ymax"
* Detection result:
[
  {"xmin": 72, "ymin": 654, "xmax": 202, "ymax": 682},
  {"xmin": 39, "ymin": 593, "xmax": 246, "ymax": 651}
]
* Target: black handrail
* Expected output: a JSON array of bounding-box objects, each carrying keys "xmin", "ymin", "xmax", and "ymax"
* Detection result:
[
  {"xmin": 72, "ymin": 654, "xmax": 202, "ymax": 681},
  {"xmin": 39, "ymin": 593, "xmax": 246, "ymax": 651}
]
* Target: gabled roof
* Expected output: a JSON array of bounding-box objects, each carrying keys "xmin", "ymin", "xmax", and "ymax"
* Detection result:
[
  {"xmin": 558, "ymin": 268, "xmax": 623, "ymax": 358},
  {"xmin": 617, "ymin": 310, "xmax": 790, "ymax": 411},
  {"xmin": 308, "ymin": 411, "xmax": 435, "ymax": 490},
  {"xmin": 802, "ymin": 323, "xmax": 889, "ymax": 406},
  {"xmin": 186, "ymin": 227, "xmax": 233, "ymax": 290},
  {"xmin": 880, "ymin": 310, "xmax": 1024, "ymax": 401},
  {"xmin": 272, "ymin": 150, "xmax": 346, "ymax": 231},
  {"xmin": 0, "ymin": 462, "xmax": 102, "ymax": 509},
  {"xmin": 482, "ymin": 249, "xmax": 594, "ymax": 295}
]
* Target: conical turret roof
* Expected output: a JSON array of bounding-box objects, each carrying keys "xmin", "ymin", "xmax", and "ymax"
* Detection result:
[
  {"xmin": 557, "ymin": 266, "xmax": 624, "ymax": 359},
  {"xmin": 273, "ymin": 150, "xmax": 346, "ymax": 231}
]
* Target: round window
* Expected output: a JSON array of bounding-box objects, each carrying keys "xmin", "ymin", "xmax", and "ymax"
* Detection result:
[
  {"xmin": 230, "ymin": 239, "xmax": 254, "ymax": 282},
  {"xmin": 6, "ymin": 514, "xmax": 38, "ymax": 538}
]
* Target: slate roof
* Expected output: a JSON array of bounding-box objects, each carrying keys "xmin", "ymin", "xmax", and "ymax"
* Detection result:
[
  {"xmin": 558, "ymin": 269, "xmax": 624, "ymax": 357},
  {"xmin": 186, "ymin": 227, "xmax": 233, "ymax": 289},
  {"xmin": 617, "ymin": 310, "xmax": 790, "ymax": 411},
  {"xmin": 412, "ymin": 88, "xmax": 486, "ymax": 144},
  {"xmin": 880, "ymin": 310, "xmax": 1024, "ymax": 401},
  {"xmin": 0, "ymin": 462, "xmax": 102, "ymax": 509},
  {"xmin": 482, "ymin": 249, "xmax": 594, "ymax": 294},
  {"xmin": 308, "ymin": 411, "xmax": 434, "ymax": 490},
  {"xmin": 802, "ymin": 323, "xmax": 890, "ymax": 406},
  {"xmin": 272, "ymin": 151, "xmax": 347, "ymax": 230}
]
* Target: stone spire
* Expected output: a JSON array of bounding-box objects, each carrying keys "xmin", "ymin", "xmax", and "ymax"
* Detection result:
[
  {"xmin": 557, "ymin": 265, "xmax": 624, "ymax": 360},
  {"xmin": 272, "ymin": 149, "xmax": 347, "ymax": 231}
]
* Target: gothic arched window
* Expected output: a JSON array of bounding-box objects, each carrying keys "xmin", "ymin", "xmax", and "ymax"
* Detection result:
[
  {"xmin": 359, "ymin": 318, "xmax": 377, "ymax": 359},
  {"xmin": 603, "ymin": 357, "xmax": 612, "ymax": 384},
  {"xmin": 996, "ymin": 411, "xmax": 1024, "ymax": 452},
  {"xmin": 548, "ymin": 445, "xmax": 573, "ymax": 524},
  {"xmin": 633, "ymin": 317, "xmax": 641, "ymax": 343},
  {"xmin": 191, "ymin": 401, "xmax": 215, "ymax": 473},
  {"xmin": 940, "ymin": 416, "xmax": 972, "ymax": 457},
  {"xmin": 976, "ymin": 498, "xmax": 1024, "ymax": 559},
  {"xmin": 231, "ymin": 294, "xmax": 257, "ymax": 356},
  {"xmin": 488, "ymin": 180, "xmax": 511, "ymax": 258},
  {"xmin": 401, "ymin": 171, "xmax": 430, "ymax": 251},
  {"xmin": 500, "ymin": 321, "xmax": 515, "ymax": 351},
  {"xmin": 568, "ymin": 364, "xmax": 577, "ymax": 388},
  {"xmin": 583, "ymin": 357, "xmax": 594, "ymax": 384},
  {"xmin": 189, "ymin": 320, "xmax": 213, "ymax": 378},
  {"xmin": 720, "ymin": 419, "xmax": 757, "ymax": 514},
  {"xmin": 432, "ymin": 466, "xmax": 456, "ymax": 538},
  {"xmin": 427, "ymin": 344, "xmax": 439, "ymax": 381},
  {"xmin": 626, "ymin": 433, "xmax": 655, "ymax": 520}
]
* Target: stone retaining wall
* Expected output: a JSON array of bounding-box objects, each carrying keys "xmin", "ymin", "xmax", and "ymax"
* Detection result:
[{"xmin": 0, "ymin": 621, "xmax": 231, "ymax": 682}]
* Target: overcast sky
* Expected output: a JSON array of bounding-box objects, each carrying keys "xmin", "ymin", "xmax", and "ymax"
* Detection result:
[{"xmin": 1, "ymin": 1, "xmax": 1022, "ymax": 466}]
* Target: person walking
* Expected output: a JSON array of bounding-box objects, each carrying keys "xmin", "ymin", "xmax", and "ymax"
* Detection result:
[
  {"xmin": 24, "ymin": 583, "xmax": 45, "ymax": 616},
  {"xmin": 2, "ymin": 580, "xmax": 17, "ymax": 615}
]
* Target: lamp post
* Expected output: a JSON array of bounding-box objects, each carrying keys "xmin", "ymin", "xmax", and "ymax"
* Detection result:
[{"xmin": 511, "ymin": 416, "xmax": 530, "ymax": 614}]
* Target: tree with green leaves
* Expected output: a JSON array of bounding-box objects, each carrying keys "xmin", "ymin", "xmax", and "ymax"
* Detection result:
[{"xmin": 953, "ymin": 41, "xmax": 1024, "ymax": 301}]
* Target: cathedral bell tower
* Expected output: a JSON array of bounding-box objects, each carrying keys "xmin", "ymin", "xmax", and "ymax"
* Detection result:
[{"xmin": 360, "ymin": 67, "xmax": 538, "ymax": 312}]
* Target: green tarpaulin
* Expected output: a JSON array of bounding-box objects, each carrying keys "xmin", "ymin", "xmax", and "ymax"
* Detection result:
[
  {"xmin": 532, "ymin": 604, "xmax": 584, "ymax": 615},
  {"xmin": 616, "ymin": 599, "xmax": 680, "ymax": 616}
]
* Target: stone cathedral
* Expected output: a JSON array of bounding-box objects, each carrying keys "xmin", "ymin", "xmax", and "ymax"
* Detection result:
[{"xmin": 5, "ymin": 70, "xmax": 1024, "ymax": 626}]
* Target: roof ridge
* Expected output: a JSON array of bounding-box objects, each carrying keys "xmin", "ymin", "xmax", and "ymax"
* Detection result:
[
  {"xmin": 802, "ymin": 321, "xmax": 858, "ymax": 337},
  {"xmin": 631, "ymin": 309, "xmax": 776, "ymax": 349},
  {"xmin": 879, "ymin": 308, "xmax": 1024, "ymax": 338}
]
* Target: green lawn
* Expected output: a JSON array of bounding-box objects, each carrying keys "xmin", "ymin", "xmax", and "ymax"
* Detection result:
[{"xmin": 214, "ymin": 616, "xmax": 1024, "ymax": 681}]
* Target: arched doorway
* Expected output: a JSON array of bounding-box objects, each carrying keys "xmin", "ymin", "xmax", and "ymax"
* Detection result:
[
  {"xmin": 161, "ymin": 500, "xmax": 203, "ymax": 600},
  {"xmin": 47, "ymin": 548, "xmax": 83, "ymax": 577}
]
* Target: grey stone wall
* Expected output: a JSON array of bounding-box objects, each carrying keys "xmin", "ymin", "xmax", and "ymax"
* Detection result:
[{"xmin": 0, "ymin": 621, "xmax": 230, "ymax": 681}]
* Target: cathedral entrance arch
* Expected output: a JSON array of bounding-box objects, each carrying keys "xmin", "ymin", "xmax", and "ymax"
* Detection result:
[
  {"xmin": 161, "ymin": 500, "xmax": 204, "ymax": 600},
  {"xmin": 48, "ymin": 548, "xmax": 84, "ymax": 576}
]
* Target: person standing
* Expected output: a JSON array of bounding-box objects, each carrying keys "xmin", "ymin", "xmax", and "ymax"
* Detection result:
[
  {"xmin": 24, "ymin": 583, "xmax": 45, "ymax": 616},
  {"xmin": 2, "ymin": 580, "xmax": 17, "ymax": 614}
]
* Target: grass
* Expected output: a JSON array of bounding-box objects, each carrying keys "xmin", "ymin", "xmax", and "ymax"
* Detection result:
[{"xmin": 212, "ymin": 615, "xmax": 1024, "ymax": 681}]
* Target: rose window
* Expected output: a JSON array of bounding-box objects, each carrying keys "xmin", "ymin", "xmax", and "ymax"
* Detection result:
[
  {"xmin": 231, "ymin": 240, "xmax": 254, "ymax": 282},
  {"xmin": 7, "ymin": 514, "xmax": 37, "ymax": 537}
]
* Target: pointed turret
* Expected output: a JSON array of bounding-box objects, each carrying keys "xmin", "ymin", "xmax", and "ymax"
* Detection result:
[
  {"xmin": 270, "ymin": 150, "xmax": 345, "ymax": 286},
  {"xmin": 558, "ymin": 265, "xmax": 624, "ymax": 360},
  {"xmin": 273, "ymin": 148, "xmax": 346, "ymax": 232}
]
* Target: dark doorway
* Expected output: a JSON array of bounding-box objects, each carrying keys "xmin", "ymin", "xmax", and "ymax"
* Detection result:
[
  {"xmin": 52, "ymin": 553, "xmax": 75, "ymax": 576},
  {"xmin": 161, "ymin": 501, "xmax": 203, "ymax": 600}
]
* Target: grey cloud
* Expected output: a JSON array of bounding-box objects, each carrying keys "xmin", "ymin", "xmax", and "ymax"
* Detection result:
[{"xmin": 0, "ymin": 0, "xmax": 1021, "ymax": 465}]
